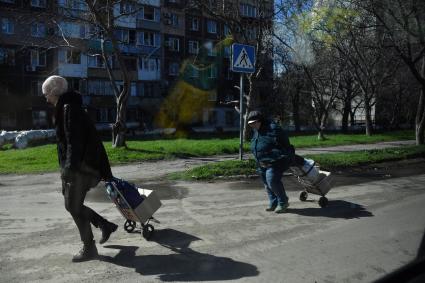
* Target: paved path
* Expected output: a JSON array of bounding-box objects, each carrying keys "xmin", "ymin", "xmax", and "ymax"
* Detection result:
[
  {"xmin": 112, "ymin": 140, "xmax": 417, "ymax": 181},
  {"xmin": 0, "ymin": 139, "xmax": 423, "ymax": 283}
]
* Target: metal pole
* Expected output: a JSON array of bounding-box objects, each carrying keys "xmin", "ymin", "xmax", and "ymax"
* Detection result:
[{"xmin": 239, "ymin": 73, "xmax": 244, "ymax": 160}]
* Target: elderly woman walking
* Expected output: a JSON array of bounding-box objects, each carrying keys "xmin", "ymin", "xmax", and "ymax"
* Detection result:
[
  {"xmin": 247, "ymin": 110, "xmax": 292, "ymax": 213},
  {"xmin": 42, "ymin": 75, "xmax": 118, "ymax": 262}
]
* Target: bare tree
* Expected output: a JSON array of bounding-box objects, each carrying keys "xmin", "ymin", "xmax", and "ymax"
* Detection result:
[
  {"xmin": 303, "ymin": 46, "xmax": 343, "ymax": 140},
  {"xmin": 192, "ymin": 0, "xmax": 276, "ymax": 140},
  {"xmin": 335, "ymin": 70, "xmax": 361, "ymax": 132},
  {"xmin": 334, "ymin": 27, "xmax": 397, "ymax": 136},
  {"xmin": 361, "ymin": 0, "xmax": 425, "ymax": 144},
  {"xmin": 52, "ymin": 0, "xmax": 153, "ymax": 148}
]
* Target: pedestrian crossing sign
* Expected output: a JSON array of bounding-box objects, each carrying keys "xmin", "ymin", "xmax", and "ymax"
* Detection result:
[{"xmin": 231, "ymin": 43, "xmax": 255, "ymax": 73}]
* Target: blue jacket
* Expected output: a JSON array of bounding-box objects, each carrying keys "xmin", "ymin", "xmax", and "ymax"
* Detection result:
[{"xmin": 250, "ymin": 120, "xmax": 292, "ymax": 169}]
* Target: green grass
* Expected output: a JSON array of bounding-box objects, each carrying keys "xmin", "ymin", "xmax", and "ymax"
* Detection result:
[
  {"xmin": 169, "ymin": 145, "xmax": 425, "ymax": 181},
  {"xmin": 0, "ymin": 130, "xmax": 416, "ymax": 174}
]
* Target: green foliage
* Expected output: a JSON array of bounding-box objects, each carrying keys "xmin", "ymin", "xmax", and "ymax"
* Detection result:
[
  {"xmin": 308, "ymin": 145, "xmax": 425, "ymax": 169},
  {"xmin": 168, "ymin": 159, "xmax": 257, "ymax": 181},
  {"xmin": 297, "ymin": 5, "xmax": 359, "ymax": 46},
  {"xmin": 171, "ymin": 145, "xmax": 425, "ymax": 181},
  {"xmin": 0, "ymin": 130, "xmax": 415, "ymax": 174}
]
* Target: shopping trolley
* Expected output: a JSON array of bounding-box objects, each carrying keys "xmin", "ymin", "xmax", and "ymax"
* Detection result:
[
  {"xmin": 105, "ymin": 177, "xmax": 162, "ymax": 240},
  {"xmin": 290, "ymin": 158, "xmax": 333, "ymax": 207}
]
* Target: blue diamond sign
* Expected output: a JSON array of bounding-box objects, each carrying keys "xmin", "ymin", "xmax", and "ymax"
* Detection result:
[{"xmin": 231, "ymin": 43, "xmax": 255, "ymax": 73}]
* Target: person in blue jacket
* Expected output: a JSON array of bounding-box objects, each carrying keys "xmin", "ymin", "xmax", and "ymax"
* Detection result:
[{"xmin": 248, "ymin": 110, "xmax": 292, "ymax": 213}]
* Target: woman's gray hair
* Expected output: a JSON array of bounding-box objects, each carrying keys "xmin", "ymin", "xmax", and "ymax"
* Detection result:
[{"xmin": 42, "ymin": 75, "xmax": 68, "ymax": 97}]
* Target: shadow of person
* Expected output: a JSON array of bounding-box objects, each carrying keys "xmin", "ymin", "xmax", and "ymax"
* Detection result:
[
  {"xmin": 99, "ymin": 229, "xmax": 259, "ymax": 281},
  {"xmin": 287, "ymin": 200, "xmax": 374, "ymax": 219}
]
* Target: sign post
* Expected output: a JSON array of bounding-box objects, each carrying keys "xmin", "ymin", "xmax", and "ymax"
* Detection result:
[{"xmin": 231, "ymin": 43, "xmax": 255, "ymax": 160}]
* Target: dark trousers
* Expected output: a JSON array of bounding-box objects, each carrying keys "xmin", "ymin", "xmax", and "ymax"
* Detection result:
[{"xmin": 62, "ymin": 173, "xmax": 105, "ymax": 245}]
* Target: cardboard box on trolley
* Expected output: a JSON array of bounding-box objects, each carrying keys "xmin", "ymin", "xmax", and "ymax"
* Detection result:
[
  {"xmin": 116, "ymin": 188, "xmax": 161, "ymax": 224},
  {"xmin": 107, "ymin": 180, "xmax": 162, "ymax": 224},
  {"xmin": 133, "ymin": 188, "xmax": 162, "ymax": 223}
]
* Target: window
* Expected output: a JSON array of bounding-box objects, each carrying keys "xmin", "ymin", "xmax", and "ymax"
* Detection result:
[
  {"xmin": 31, "ymin": 81, "xmax": 43, "ymax": 96},
  {"xmin": 171, "ymin": 13, "xmax": 179, "ymax": 27},
  {"xmin": 224, "ymin": 25, "xmax": 231, "ymax": 36},
  {"xmin": 58, "ymin": 49, "xmax": 80, "ymax": 64},
  {"xmin": 31, "ymin": 0, "xmax": 46, "ymax": 7},
  {"xmin": 67, "ymin": 50, "xmax": 80, "ymax": 64},
  {"xmin": 240, "ymin": 3, "xmax": 257, "ymax": 18},
  {"xmin": 225, "ymin": 111, "xmax": 235, "ymax": 126},
  {"xmin": 190, "ymin": 17, "xmax": 199, "ymax": 31},
  {"xmin": 169, "ymin": 62, "xmax": 179, "ymax": 76},
  {"xmin": 97, "ymin": 108, "xmax": 109, "ymax": 123},
  {"xmin": 32, "ymin": 111, "xmax": 48, "ymax": 128},
  {"xmin": 120, "ymin": 2, "xmax": 134, "ymax": 14},
  {"xmin": 140, "ymin": 82, "xmax": 155, "ymax": 97},
  {"xmin": 190, "ymin": 66, "xmax": 199, "ymax": 78},
  {"xmin": 226, "ymin": 67, "xmax": 233, "ymax": 80},
  {"xmin": 58, "ymin": 21, "xmax": 85, "ymax": 38},
  {"xmin": 88, "ymin": 55, "xmax": 104, "ymax": 68},
  {"xmin": 208, "ymin": 65, "xmax": 217, "ymax": 78},
  {"xmin": 224, "ymin": 46, "xmax": 230, "ymax": 58},
  {"xmin": 88, "ymin": 80, "xmax": 114, "ymax": 96},
  {"xmin": 58, "ymin": 0, "xmax": 87, "ymax": 10},
  {"xmin": 114, "ymin": 29, "xmax": 129, "ymax": 44},
  {"xmin": 206, "ymin": 41, "xmax": 216, "ymax": 56},
  {"xmin": 0, "ymin": 48, "xmax": 15, "ymax": 65},
  {"xmin": 144, "ymin": 32, "xmax": 154, "ymax": 46},
  {"xmin": 137, "ymin": 31, "xmax": 159, "ymax": 46},
  {"xmin": 0, "ymin": 112, "xmax": 16, "ymax": 128},
  {"xmin": 208, "ymin": 110, "xmax": 217, "ymax": 124},
  {"xmin": 31, "ymin": 22, "xmax": 46, "ymax": 38},
  {"xmin": 188, "ymin": 40, "xmax": 199, "ymax": 54},
  {"xmin": 128, "ymin": 30, "xmax": 136, "ymax": 45},
  {"xmin": 168, "ymin": 37, "xmax": 179, "ymax": 51},
  {"xmin": 246, "ymin": 27, "xmax": 257, "ymax": 40},
  {"xmin": 142, "ymin": 6, "xmax": 155, "ymax": 21},
  {"xmin": 31, "ymin": 50, "xmax": 46, "ymax": 66},
  {"xmin": 124, "ymin": 58, "xmax": 137, "ymax": 71},
  {"xmin": 207, "ymin": 20, "xmax": 217, "ymax": 33},
  {"xmin": 1, "ymin": 18, "xmax": 14, "ymax": 34},
  {"xmin": 114, "ymin": 29, "xmax": 136, "ymax": 44},
  {"xmin": 140, "ymin": 58, "xmax": 159, "ymax": 72}
]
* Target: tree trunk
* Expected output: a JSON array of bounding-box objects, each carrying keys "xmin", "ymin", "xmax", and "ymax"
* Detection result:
[
  {"xmin": 318, "ymin": 129, "xmax": 325, "ymax": 140},
  {"xmin": 416, "ymin": 85, "xmax": 425, "ymax": 145},
  {"xmin": 292, "ymin": 90, "xmax": 301, "ymax": 132},
  {"xmin": 317, "ymin": 115, "xmax": 327, "ymax": 140},
  {"xmin": 341, "ymin": 100, "xmax": 351, "ymax": 133},
  {"xmin": 110, "ymin": 41, "xmax": 130, "ymax": 148},
  {"xmin": 364, "ymin": 98, "xmax": 373, "ymax": 136},
  {"xmin": 415, "ymin": 58, "xmax": 425, "ymax": 145}
]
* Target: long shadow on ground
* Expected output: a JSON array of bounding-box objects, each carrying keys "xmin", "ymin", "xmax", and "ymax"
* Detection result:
[
  {"xmin": 287, "ymin": 200, "xmax": 374, "ymax": 219},
  {"xmin": 99, "ymin": 228, "xmax": 259, "ymax": 281}
]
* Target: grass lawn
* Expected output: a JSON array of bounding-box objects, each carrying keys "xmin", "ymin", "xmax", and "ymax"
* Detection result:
[
  {"xmin": 169, "ymin": 145, "xmax": 425, "ymax": 181},
  {"xmin": 0, "ymin": 130, "xmax": 416, "ymax": 175}
]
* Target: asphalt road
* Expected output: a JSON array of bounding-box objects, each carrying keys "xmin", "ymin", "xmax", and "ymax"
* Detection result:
[{"xmin": 0, "ymin": 141, "xmax": 424, "ymax": 283}]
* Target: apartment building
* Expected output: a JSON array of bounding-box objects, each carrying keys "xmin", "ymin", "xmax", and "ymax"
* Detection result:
[{"xmin": 0, "ymin": 0, "xmax": 273, "ymax": 132}]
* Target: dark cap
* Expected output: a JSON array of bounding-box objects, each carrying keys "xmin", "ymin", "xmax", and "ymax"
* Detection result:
[{"xmin": 247, "ymin": 110, "xmax": 263, "ymax": 124}]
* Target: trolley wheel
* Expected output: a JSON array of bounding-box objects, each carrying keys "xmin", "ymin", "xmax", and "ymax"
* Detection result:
[
  {"xmin": 124, "ymin": 220, "xmax": 136, "ymax": 233},
  {"xmin": 299, "ymin": 191, "xmax": 308, "ymax": 202},
  {"xmin": 319, "ymin": 196, "xmax": 328, "ymax": 208},
  {"xmin": 142, "ymin": 224, "xmax": 154, "ymax": 240}
]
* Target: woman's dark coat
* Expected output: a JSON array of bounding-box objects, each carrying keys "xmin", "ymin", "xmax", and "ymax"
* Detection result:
[{"xmin": 55, "ymin": 91, "xmax": 112, "ymax": 187}]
